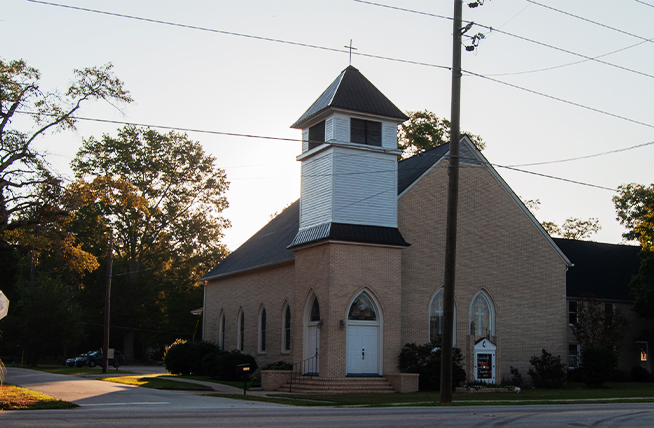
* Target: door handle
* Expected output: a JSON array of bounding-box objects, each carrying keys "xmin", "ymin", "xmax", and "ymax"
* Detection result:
[{"xmin": 362, "ymin": 349, "xmax": 365, "ymax": 359}]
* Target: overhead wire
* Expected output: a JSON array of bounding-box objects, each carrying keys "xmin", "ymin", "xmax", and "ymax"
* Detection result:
[
  {"xmin": 20, "ymin": 0, "xmax": 650, "ymax": 193},
  {"xmin": 24, "ymin": 0, "xmax": 452, "ymax": 72},
  {"xmin": 526, "ymin": 0, "xmax": 654, "ymax": 44},
  {"xmin": 354, "ymin": 0, "xmax": 654, "ymax": 80}
]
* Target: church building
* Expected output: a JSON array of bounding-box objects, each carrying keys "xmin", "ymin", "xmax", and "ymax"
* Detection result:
[{"xmin": 201, "ymin": 66, "xmax": 571, "ymax": 392}]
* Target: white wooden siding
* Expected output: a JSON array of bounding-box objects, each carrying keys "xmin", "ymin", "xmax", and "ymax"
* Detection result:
[
  {"xmin": 382, "ymin": 121, "xmax": 398, "ymax": 149},
  {"xmin": 302, "ymin": 129, "xmax": 309, "ymax": 153},
  {"xmin": 332, "ymin": 147, "xmax": 397, "ymax": 227},
  {"xmin": 332, "ymin": 113, "xmax": 349, "ymax": 143},
  {"xmin": 300, "ymin": 150, "xmax": 333, "ymax": 229},
  {"xmin": 325, "ymin": 117, "xmax": 334, "ymax": 142}
]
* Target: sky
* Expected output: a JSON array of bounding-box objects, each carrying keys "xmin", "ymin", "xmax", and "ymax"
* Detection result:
[{"xmin": 3, "ymin": 0, "xmax": 654, "ymax": 251}]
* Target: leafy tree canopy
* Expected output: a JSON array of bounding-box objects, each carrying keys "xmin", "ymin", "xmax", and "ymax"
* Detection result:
[
  {"xmin": 398, "ymin": 110, "xmax": 485, "ymax": 159},
  {"xmin": 614, "ymin": 183, "xmax": 654, "ymax": 250},
  {"xmin": 0, "ymin": 59, "xmax": 131, "ymax": 241},
  {"xmin": 68, "ymin": 125, "xmax": 231, "ymax": 353},
  {"xmin": 541, "ymin": 217, "xmax": 602, "ymax": 240},
  {"xmin": 571, "ymin": 296, "xmax": 627, "ymax": 351}
]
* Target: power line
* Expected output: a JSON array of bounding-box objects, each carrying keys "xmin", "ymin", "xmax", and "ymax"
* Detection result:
[
  {"xmin": 494, "ymin": 164, "xmax": 617, "ymax": 191},
  {"xmin": 635, "ymin": 0, "xmax": 654, "ymax": 9},
  {"xmin": 462, "ymin": 69, "xmax": 654, "ymax": 129},
  {"xmin": 485, "ymin": 38, "xmax": 652, "ymax": 77},
  {"xmin": 355, "ymin": 0, "xmax": 654, "ymax": 81},
  {"xmin": 526, "ymin": 0, "xmax": 654, "ymax": 44},
  {"xmin": 25, "ymin": 0, "xmax": 451, "ymax": 72},
  {"xmin": 507, "ymin": 140, "xmax": 654, "ymax": 167},
  {"xmin": 18, "ymin": 111, "xmax": 654, "ymax": 175}
]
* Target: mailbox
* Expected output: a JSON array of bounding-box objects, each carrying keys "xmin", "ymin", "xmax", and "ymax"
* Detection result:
[
  {"xmin": 236, "ymin": 364, "xmax": 251, "ymax": 396},
  {"xmin": 236, "ymin": 363, "xmax": 251, "ymax": 374}
]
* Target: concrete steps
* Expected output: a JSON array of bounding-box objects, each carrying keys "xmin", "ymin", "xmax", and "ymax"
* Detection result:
[{"xmin": 278, "ymin": 376, "xmax": 396, "ymax": 394}]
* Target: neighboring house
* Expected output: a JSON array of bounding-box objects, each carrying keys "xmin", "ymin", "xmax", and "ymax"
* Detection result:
[
  {"xmin": 201, "ymin": 66, "xmax": 572, "ymax": 392},
  {"xmin": 554, "ymin": 238, "xmax": 651, "ymax": 374}
]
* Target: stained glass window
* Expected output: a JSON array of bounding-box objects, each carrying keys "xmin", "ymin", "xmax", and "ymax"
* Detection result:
[
  {"xmin": 348, "ymin": 294, "xmax": 376, "ymax": 321},
  {"xmin": 470, "ymin": 293, "xmax": 493, "ymax": 337},
  {"xmin": 430, "ymin": 290, "xmax": 444, "ymax": 341}
]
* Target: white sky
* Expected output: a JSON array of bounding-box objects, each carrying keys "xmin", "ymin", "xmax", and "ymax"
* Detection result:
[{"xmin": 3, "ymin": 0, "xmax": 653, "ymax": 250}]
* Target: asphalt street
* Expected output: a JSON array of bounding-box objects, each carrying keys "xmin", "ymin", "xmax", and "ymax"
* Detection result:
[{"xmin": 2, "ymin": 367, "xmax": 654, "ymax": 427}]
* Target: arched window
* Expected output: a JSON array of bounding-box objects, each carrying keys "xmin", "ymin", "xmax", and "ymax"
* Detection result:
[
  {"xmin": 218, "ymin": 311, "xmax": 225, "ymax": 350},
  {"xmin": 348, "ymin": 293, "xmax": 376, "ymax": 320},
  {"xmin": 282, "ymin": 304, "xmax": 291, "ymax": 353},
  {"xmin": 429, "ymin": 289, "xmax": 456, "ymax": 345},
  {"xmin": 470, "ymin": 292, "xmax": 494, "ymax": 337},
  {"xmin": 258, "ymin": 307, "xmax": 267, "ymax": 353},
  {"xmin": 310, "ymin": 297, "xmax": 320, "ymax": 322},
  {"xmin": 237, "ymin": 309, "xmax": 245, "ymax": 352}
]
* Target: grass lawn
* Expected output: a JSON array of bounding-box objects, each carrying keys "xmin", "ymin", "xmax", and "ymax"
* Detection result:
[
  {"xmin": 101, "ymin": 375, "xmax": 212, "ymax": 390},
  {"xmin": 0, "ymin": 384, "xmax": 77, "ymax": 411},
  {"xmin": 169, "ymin": 375, "xmax": 257, "ymax": 390},
  {"xmin": 209, "ymin": 382, "xmax": 654, "ymax": 407}
]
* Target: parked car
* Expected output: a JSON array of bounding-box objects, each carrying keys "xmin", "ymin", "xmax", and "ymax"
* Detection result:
[
  {"xmin": 65, "ymin": 353, "xmax": 89, "ymax": 367},
  {"xmin": 67, "ymin": 350, "xmax": 124, "ymax": 368}
]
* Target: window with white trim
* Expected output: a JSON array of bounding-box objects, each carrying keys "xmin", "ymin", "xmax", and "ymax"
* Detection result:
[
  {"xmin": 237, "ymin": 309, "xmax": 244, "ymax": 352},
  {"xmin": 282, "ymin": 304, "xmax": 291, "ymax": 353},
  {"xmin": 470, "ymin": 292, "xmax": 494, "ymax": 338},
  {"xmin": 218, "ymin": 311, "xmax": 225, "ymax": 351},
  {"xmin": 430, "ymin": 289, "xmax": 456, "ymax": 345},
  {"xmin": 258, "ymin": 307, "xmax": 267, "ymax": 353}
]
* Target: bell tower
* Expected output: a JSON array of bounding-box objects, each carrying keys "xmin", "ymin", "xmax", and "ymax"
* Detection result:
[{"xmin": 289, "ymin": 66, "xmax": 409, "ymax": 249}]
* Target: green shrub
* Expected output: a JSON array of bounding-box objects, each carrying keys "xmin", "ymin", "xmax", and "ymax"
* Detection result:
[
  {"xmin": 528, "ymin": 349, "xmax": 567, "ymax": 388},
  {"xmin": 580, "ymin": 347, "xmax": 617, "ymax": 387},
  {"xmin": 398, "ymin": 341, "xmax": 466, "ymax": 391},
  {"xmin": 163, "ymin": 339, "xmax": 192, "ymax": 375},
  {"xmin": 631, "ymin": 365, "xmax": 653, "ymax": 382},
  {"xmin": 262, "ymin": 361, "xmax": 292, "ymax": 371},
  {"xmin": 508, "ymin": 366, "xmax": 523, "ymax": 387},
  {"xmin": 203, "ymin": 350, "xmax": 258, "ymax": 381},
  {"xmin": 163, "ymin": 339, "xmax": 221, "ymax": 375}
]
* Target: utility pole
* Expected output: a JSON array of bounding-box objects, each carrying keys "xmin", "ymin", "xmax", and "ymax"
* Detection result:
[
  {"xmin": 440, "ymin": 0, "xmax": 463, "ymax": 403},
  {"xmin": 102, "ymin": 233, "xmax": 113, "ymax": 374}
]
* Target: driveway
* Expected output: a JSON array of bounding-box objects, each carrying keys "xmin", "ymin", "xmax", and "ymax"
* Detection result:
[{"xmin": 3, "ymin": 367, "xmax": 287, "ymax": 410}]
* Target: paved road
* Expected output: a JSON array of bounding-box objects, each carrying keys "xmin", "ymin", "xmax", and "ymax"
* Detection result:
[
  {"xmin": 1, "ymin": 402, "xmax": 654, "ymax": 427},
  {"xmin": 3, "ymin": 368, "xmax": 654, "ymax": 427},
  {"xmin": 3, "ymin": 367, "xmax": 286, "ymax": 410}
]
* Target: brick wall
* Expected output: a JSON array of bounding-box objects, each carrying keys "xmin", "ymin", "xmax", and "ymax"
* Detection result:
[
  {"xmin": 204, "ymin": 262, "xmax": 296, "ymax": 370},
  {"xmin": 398, "ymin": 159, "xmax": 568, "ymax": 383}
]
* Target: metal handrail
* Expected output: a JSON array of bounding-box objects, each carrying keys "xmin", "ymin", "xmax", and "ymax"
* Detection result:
[{"xmin": 289, "ymin": 352, "xmax": 318, "ymax": 392}]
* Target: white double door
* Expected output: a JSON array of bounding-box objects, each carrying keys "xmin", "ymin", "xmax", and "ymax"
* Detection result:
[{"xmin": 346, "ymin": 324, "xmax": 379, "ymax": 375}]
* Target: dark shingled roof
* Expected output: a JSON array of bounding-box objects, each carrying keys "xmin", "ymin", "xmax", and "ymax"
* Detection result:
[
  {"xmin": 553, "ymin": 238, "xmax": 641, "ymax": 301},
  {"xmin": 291, "ymin": 66, "xmax": 409, "ymax": 129},
  {"xmin": 202, "ymin": 201, "xmax": 299, "ymax": 280},
  {"xmin": 288, "ymin": 222, "xmax": 409, "ymax": 249},
  {"xmin": 202, "ymin": 147, "xmax": 449, "ymax": 280}
]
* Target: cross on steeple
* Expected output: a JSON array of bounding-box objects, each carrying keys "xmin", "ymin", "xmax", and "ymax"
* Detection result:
[{"xmin": 344, "ymin": 39, "xmax": 357, "ymax": 65}]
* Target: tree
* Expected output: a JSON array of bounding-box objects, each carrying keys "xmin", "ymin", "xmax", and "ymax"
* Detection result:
[
  {"xmin": 0, "ymin": 59, "xmax": 131, "ymax": 243},
  {"xmin": 398, "ymin": 110, "xmax": 485, "ymax": 158},
  {"xmin": 542, "ymin": 217, "xmax": 602, "ymax": 240},
  {"xmin": 614, "ymin": 183, "xmax": 654, "ymax": 250},
  {"xmin": 614, "ymin": 184, "xmax": 654, "ymax": 320},
  {"xmin": 571, "ymin": 296, "xmax": 627, "ymax": 351},
  {"xmin": 68, "ymin": 125, "xmax": 230, "ymax": 359},
  {"xmin": 571, "ymin": 296, "xmax": 626, "ymax": 387},
  {"xmin": 518, "ymin": 198, "xmax": 602, "ymax": 240}
]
